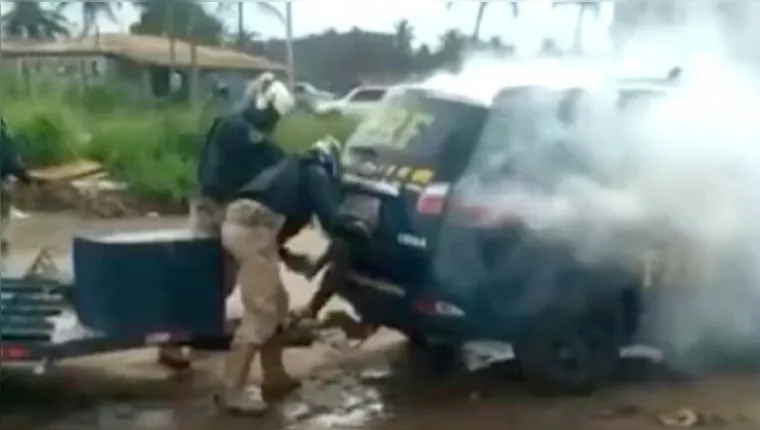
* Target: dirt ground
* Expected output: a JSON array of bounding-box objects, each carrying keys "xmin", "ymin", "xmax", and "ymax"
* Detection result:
[{"xmin": 4, "ymin": 212, "xmax": 760, "ymax": 430}]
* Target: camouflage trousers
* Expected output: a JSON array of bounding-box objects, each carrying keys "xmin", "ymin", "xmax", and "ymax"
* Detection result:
[
  {"xmin": 220, "ymin": 199, "xmax": 287, "ymax": 346},
  {"xmin": 190, "ymin": 196, "xmax": 288, "ymax": 345}
]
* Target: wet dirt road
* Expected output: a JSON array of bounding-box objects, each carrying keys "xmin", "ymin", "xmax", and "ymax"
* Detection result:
[{"xmin": 4, "ymin": 212, "xmax": 760, "ymax": 430}]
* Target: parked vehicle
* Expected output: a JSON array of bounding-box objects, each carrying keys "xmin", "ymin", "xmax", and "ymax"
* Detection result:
[
  {"xmin": 332, "ymin": 80, "xmax": 672, "ymax": 393},
  {"xmin": 294, "ymin": 81, "xmax": 335, "ymax": 111},
  {"xmin": 314, "ymin": 85, "xmax": 388, "ymax": 118}
]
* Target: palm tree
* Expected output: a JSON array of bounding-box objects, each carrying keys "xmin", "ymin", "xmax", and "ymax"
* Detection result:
[
  {"xmin": 58, "ymin": 2, "xmax": 122, "ymax": 38},
  {"xmin": 216, "ymin": 2, "xmax": 294, "ymax": 91},
  {"xmin": 0, "ymin": 1, "xmax": 70, "ymax": 39},
  {"xmin": 394, "ymin": 19, "xmax": 414, "ymax": 53},
  {"xmin": 438, "ymin": 29, "xmax": 465, "ymax": 68},
  {"xmin": 216, "ymin": 2, "xmax": 284, "ymax": 48},
  {"xmin": 393, "ymin": 19, "xmax": 414, "ymax": 72},
  {"xmin": 446, "ymin": 2, "xmax": 519, "ymax": 42},
  {"xmin": 552, "ymin": 1, "xmax": 602, "ymax": 54}
]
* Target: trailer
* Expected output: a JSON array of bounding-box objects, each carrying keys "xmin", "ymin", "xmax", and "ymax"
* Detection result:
[{"xmin": 0, "ymin": 230, "xmax": 227, "ymax": 374}]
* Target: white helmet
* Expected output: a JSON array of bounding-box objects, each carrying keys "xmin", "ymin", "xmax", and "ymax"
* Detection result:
[{"xmin": 245, "ymin": 72, "xmax": 295, "ymax": 117}]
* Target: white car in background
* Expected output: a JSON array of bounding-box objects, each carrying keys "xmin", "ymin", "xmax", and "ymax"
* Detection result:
[{"xmin": 314, "ymin": 85, "xmax": 389, "ymax": 118}]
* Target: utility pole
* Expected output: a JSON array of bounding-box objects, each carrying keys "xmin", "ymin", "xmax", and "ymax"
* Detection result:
[{"xmin": 285, "ymin": 2, "xmax": 295, "ymax": 91}]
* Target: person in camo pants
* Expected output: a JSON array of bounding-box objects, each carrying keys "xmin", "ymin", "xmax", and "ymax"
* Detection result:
[
  {"xmin": 156, "ymin": 73, "xmax": 297, "ymax": 369},
  {"xmin": 212, "ymin": 136, "xmax": 357, "ymax": 415},
  {"xmin": 0, "ymin": 115, "xmax": 34, "ymax": 262}
]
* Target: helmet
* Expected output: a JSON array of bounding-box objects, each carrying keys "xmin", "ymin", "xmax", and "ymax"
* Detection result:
[
  {"xmin": 245, "ymin": 72, "xmax": 295, "ymax": 117},
  {"xmin": 307, "ymin": 135, "xmax": 342, "ymax": 179}
]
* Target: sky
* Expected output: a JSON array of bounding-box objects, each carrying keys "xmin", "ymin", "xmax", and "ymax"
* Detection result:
[{"xmin": 54, "ymin": 1, "xmax": 616, "ymax": 54}]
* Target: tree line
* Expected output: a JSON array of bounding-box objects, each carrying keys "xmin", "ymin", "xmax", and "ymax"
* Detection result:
[
  {"xmin": 0, "ymin": 1, "xmax": 718, "ymax": 48},
  {"xmin": 0, "ymin": 1, "xmax": 740, "ymax": 91}
]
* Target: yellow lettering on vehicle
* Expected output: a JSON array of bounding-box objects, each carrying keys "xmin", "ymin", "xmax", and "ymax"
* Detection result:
[
  {"xmin": 352, "ymin": 107, "xmax": 435, "ymax": 150},
  {"xmin": 410, "ymin": 168, "xmax": 434, "ymax": 185},
  {"xmin": 397, "ymin": 167, "xmax": 411, "ymax": 181},
  {"xmin": 395, "ymin": 113, "xmax": 435, "ymax": 149}
]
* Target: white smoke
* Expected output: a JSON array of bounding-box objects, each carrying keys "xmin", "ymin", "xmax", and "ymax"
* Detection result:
[{"xmin": 428, "ymin": 2, "xmax": 760, "ymax": 372}]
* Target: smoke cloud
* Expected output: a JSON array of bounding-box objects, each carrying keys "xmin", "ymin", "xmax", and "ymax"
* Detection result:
[{"xmin": 428, "ymin": 1, "xmax": 760, "ymax": 373}]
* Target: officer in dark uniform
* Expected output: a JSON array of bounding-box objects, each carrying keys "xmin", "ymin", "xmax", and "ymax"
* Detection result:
[
  {"xmin": 214, "ymin": 136, "xmax": 362, "ymax": 415},
  {"xmin": 0, "ymin": 115, "xmax": 34, "ymax": 260},
  {"xmin": 157, "ymin": 73, "xmax": 294, "ymax": 370}
]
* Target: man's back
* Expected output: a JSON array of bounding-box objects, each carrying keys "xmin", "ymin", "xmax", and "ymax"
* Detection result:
[{"xmin": 197, "ymin": 111, "xmax": 286, "ymax": 202}]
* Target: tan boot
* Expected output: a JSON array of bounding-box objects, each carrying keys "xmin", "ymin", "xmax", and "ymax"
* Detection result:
[
  {"xmin": 260, "ymin": 333, "xmax": 300, "ymax": 402},
  {"xmin": 215, "ymin": 343, "xmax": 268, "ymax": 415}
]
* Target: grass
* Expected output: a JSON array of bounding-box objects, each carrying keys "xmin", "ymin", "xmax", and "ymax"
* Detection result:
[{"xmin": 1, "ymin": 78, "xmax": 359, "ymax": 203}]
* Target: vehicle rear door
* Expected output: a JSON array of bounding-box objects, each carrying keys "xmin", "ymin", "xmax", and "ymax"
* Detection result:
[{"xmin": 339, "ymin": 89, "xmax": 488, "ymax": 286}]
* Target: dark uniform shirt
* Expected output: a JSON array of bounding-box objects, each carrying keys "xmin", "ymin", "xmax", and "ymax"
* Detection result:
[
  {"xmin": 196, "ymin": 110, "xmax": 285, "ymax": 202},
  {"xmin": 0, "ymin": 117, "xmax": 31, "ymax": 184},
  {"xmin": 238, "ymin": 155, "xmax": 342, "ymax": 241}
]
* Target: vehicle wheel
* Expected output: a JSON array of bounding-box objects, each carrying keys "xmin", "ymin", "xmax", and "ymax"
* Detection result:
[{"xmin": 514, "ymin": 310, "xmax": 619, "ymax": 395}]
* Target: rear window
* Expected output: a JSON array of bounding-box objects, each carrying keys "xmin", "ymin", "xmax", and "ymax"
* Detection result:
[
  {"xmin": 345, "ymin": 89, "xmax": 487, "ymax": 179},
  {"xmin": 470, "ymin": 86, "xmax": 665, "ymax": 189}
]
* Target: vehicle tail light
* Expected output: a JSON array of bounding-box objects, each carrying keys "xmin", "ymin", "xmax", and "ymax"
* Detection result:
[
  {"xmin": 413, "ymin": 298, "xmax": 465, "ymax": 318},
  {"xmin": 450, "ymin": 191, "xmax": 534, "ymax": 228},
  {"xmin": 415, "ymin": 183, "xmax": 450, "ymax": 216},
  {"xmin": 450, "ymin": 200, "xmax": 500, "ymax": 225},
  {"xmin": 416, "ymin": 183, "xmax": 532, "ymax": 227},
  {"xmin": 1, "ymin": 345, "xmax": 31, "ymax": 360}
]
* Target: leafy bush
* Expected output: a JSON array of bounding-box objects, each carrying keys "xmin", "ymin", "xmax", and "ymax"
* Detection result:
[{"xmin": 1, "ymin": 79, "xmax": 359, "ymax": 202}]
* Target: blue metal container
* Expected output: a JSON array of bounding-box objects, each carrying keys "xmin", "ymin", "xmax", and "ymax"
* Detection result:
[{"xmin": 72, "ymin": 229, "xmax": 225, "ymax": 338}]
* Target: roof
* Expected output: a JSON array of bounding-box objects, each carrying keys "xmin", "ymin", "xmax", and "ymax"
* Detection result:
[
  {"xmin": 385, "ymin": 84, "xmax": 491, "ymax": 107},
  {"xmin": 0, "ymin": 34, "xmax": 285, "ymax": 71}
]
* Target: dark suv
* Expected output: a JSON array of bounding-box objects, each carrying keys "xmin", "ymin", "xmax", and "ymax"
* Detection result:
[{"xmin": 334, "ymin": 82, "xmax": 669, "ymax": 392}]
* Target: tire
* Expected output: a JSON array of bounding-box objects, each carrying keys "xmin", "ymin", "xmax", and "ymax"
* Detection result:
[{"xmin": 514, "ymin": 310, "xmax": 619, "ymax": 395}]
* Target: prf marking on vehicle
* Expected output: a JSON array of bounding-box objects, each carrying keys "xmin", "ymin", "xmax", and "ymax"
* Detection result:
[
  {"xmin": 396, "ymin": 166, "xmax": 411, "ymax": 181},
  {"xmin": 410, "ymin": 168, "xmax": 434, "ymax": 185},
  {"xmin": 353, "ymin": 107, "xmax": 435, "ymax": 150},
  {"xmin": 398, "ymin": 233, "xmax": 427, "ymax": 249}
]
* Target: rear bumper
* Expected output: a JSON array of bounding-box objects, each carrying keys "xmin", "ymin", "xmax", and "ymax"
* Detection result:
[
  {"xmin": 339, "ymin": 271, "xmax": 481, "ymax": 342},
  {"xmin": 340, "ymin": 272, "xmax": 419, "ymax": 332}
]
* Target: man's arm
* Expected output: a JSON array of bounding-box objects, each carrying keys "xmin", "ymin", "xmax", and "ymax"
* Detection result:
[
  {"xmin": 277, "ymin": 216, "xmax": 312, "ymax": 273},
  {"xmin": 289, "ymin": 165, "xmax": 346, "ymax": 319},
  {"xmin": 303, "ymin": 163, "xmax": 342, "ymax": 234}
]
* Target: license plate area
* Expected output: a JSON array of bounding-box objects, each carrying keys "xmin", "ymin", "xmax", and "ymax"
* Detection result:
[{"xmin": 339, "ymin": 194, "xmax": 380, "ymax": 229}]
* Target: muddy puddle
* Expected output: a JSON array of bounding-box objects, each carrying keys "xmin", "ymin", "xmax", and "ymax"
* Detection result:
[{"xmin": 6, "ymin": 354, "xmax": 760, "ymax": 430}]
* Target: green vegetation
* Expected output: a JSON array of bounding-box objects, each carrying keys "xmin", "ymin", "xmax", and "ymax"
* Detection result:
[{"xmin": 1, "ymin": 77, "xmax": 359, "ymax": 203}]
